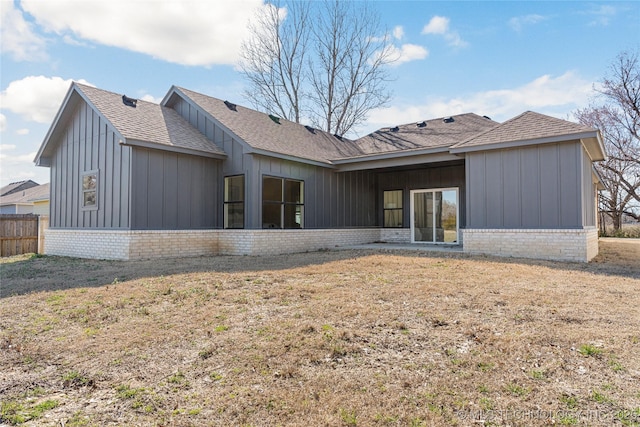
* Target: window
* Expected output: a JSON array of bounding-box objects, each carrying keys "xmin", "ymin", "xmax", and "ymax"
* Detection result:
[
  {"xmin": 383, "ymin": 190, "xmax": 403, "ymax": 227},
  {"xmin": 262, "ymin": 176, "xmax": 304, "ymax": 229},
  {"xmin": 82, "ymin": 170, "xmax": 98, "ymax": 209},
  {"xmin": 224, "ymin": 175, "xmax": 244, "ymax": 229},
  {"xmin": 411, "ymin": 188, "xmax": 458, "ymax": 244}
]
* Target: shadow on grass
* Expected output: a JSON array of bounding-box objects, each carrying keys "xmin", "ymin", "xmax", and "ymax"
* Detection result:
[{"xmin": 1, "ymin": 239, "xmax": 638, "ymax": 298}]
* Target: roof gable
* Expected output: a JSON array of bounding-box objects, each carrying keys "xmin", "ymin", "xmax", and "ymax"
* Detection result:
[
  {"xmin": 35, "ymin": 83, "xmax": 225, "ymax": 167},
  {"xmin": 451, "ymin": 111, "xmax": 605, "ymax": 160},
  {"xmin": 164, "ymin": 87, "xmax": 365, "ymax": 165}
]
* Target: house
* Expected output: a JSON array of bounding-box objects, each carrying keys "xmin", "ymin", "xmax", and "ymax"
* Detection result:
[
  {"xmin": 0, "ymin": 182, "xmax": 50, "ymax": 215},
  {"xmin": 34, "ymin": 83, "xmax": 605, "ymax": 262}
]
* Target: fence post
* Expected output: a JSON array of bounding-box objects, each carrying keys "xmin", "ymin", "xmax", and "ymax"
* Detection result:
[{"xmin": 38, "ymin": 215, "xmax": 49, "ymax": 254}]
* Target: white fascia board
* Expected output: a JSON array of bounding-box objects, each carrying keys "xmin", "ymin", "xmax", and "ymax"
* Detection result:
[
  {"xmin": 449, "ymin": 131, "xmax": 599, "ymax": 154},
  {"xmin": 581, "ymin": 132, "xmax": 607, "ymax": 162}
]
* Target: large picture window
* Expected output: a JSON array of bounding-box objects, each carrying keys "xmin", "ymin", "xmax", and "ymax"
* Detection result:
[
  {"xmin": 262, "ymin": 176, "xmax": 304, "ymax": 229},
  {"xmin": 383, "ymin": 190, "xmax": 403, "ymax": 227},
  {"xmin": 224, "ymin": 175, "xmax": 244, "ymax": 229},
  {"xmin": 82, "ymin": 170, "xmax": 98, "ymax": 210}
]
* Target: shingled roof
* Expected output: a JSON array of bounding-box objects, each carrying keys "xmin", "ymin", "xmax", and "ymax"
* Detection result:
[
  {"xmin": 353, "ymin": 113, "xmax": 498, "ymax": 155},
  {"xmin": 168, "ymin": 87, "xmax": 366, "ymax": 165},
  {"xmin": 452, "ymin": 111, "xmax": 596, "ymax": 150},
  {"xmin": 35, "ymin": 83, "xmax": 225, "ymax": 166},
  {"xmin": 0, "ymin": 180, "xmax": 39, "ymax": 197},
  {"xmin": 0, "ymin": 183, "xmax": 50, "ymax": 206},
  {"xmin": 76, "ymin": 84, "xmax": 226, "ymax": 157}
]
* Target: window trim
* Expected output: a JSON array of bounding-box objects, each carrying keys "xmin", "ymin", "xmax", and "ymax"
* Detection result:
[
  {"xmin": 81, "ymin": 169, "xmax": 98, "ymax": 211},
  {"xmin": 383, "ymin": 189, "xmax": 403, "ymax": 228},
  {"xmin": 224, "ymin": 174, "xmax": 245, "ymax": 229},
  {"xmin": 409, "ymin": 187, "xmax": 459, "ymax": 244},
  {"xmin": 262, "ymin": 175, "xmax": 304, "ymax": 229}
]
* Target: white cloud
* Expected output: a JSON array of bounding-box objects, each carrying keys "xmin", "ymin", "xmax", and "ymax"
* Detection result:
[
  {"xmin": 20, "ymin": 0, "xmax": 270, "ymax": 66},
  {"xmin": 0, "ymin": 0, "xmax": 48, "ymax": 61},
  {"xmin": 392, "ymin": 25, "xmax": 404, "ymax": 40},
  {"xmin": 0, "ymin": 151, "xmax": 43, "ymax": 187},
  {"xmin": 508, "ymin": 14, "xmax": 547, "ymax": 32},
  {"xmin": 0, "ymin": 144, "xmax": 17, "ymax": 151},
  {"xmin": 422, "ymin": 16, "xmax": 449, "ymax": 35},
  {"xmin": 0, "ymin": 150, "xmax": 37, "ymax": 163},
  {"xmin": 389, "ymin": 44, "xmax": 429, "ymax": 66},
  {"xmin": 583, "ymin": 5, "xmax": 617, "ymax": 26},
  {"xmin": 16, "ymin": 128, "xmax": 30, "ymax": 135},
  {"xmin": 0, "ymin": 76, "xmax": 92, "ymax": 124},
  {"xmin": 140, "ymin": 94, "xmax": 162, "ymax": 104},
  {"xmin": 421, "ymin": 16, "xmax": 467, "ymax": 48},
  {"xmin": 362, "ymin": 71, "xmax": 593, "ymax": 133},
  {"xmin": 0, "ymin": 113, "xmax": 6, "ymax": 132}
]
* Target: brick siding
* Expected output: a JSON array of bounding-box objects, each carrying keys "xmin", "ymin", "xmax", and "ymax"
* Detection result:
[
  {"xmin": 462, "ymin": 228, "xmax": 599, "ymax": 263},
  {"xmin": 44, "ymin": 227, "xmax": 598, "ymax": 262},
  {"xmin": 44, "ymin": 228, "xmax": 380, "ymax": 260}
]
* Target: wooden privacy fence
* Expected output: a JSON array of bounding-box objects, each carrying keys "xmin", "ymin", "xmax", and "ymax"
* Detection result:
[{"xmin": 0, "ymin": 214, "xmax": 47, "ymax": 257}]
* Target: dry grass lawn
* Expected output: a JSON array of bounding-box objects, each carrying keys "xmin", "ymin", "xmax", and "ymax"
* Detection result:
[{"xmin": 1, "ymin": 240, "xmax": 639, "ymax": 426}]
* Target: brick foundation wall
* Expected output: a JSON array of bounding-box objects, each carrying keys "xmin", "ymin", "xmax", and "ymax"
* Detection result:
[
  {"xmin": 462, "ymin": 227, "xmax": 599, "ymax": 262},
  {"xmin": 44, "ymin": 228, "xmax": 381, "ymax": 260},
  {"xmin": 44, "ymin": 227, "xmax": 599, "ymax": 262},
  {"xmin": 219, "ymin": 229, "xmax": 380, "ymax": 256},
  {"xmin": 45, "ymin": 229, "xmax": 131, "ymax": 260},
  {"xmin": 380, "ymin": 228, "xmax": 411, "ymax": 243}
]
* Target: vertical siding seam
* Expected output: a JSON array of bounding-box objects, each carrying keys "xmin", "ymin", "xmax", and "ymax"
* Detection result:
[
  {"xmin": 483, "ymin": 152, "xmax": 487, "ymax": 228},
  {"xmin": 537, "ymin": 147, "xmax": 541, "ymax": 228},
  {"xmin": 556, "ymin": 144, "xmax": 561, "ymax": 227}
]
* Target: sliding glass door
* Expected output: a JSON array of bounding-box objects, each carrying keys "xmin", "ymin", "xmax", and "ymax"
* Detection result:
[{"xmin": 410, "ymin": 188, "xmax": 458, "ymax": 244}]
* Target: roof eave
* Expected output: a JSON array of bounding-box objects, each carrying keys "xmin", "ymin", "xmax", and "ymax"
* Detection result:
[
  {"xmin": 334, "ymin": 150, "xmax": 462, "ymax": 172},
  {"xmin": 581, "ymin": 130, "xmax": 607, "ymax": 162},
  {"xmin": 34, "ymin": 82, "xmax": 78, "ymax": 166},
  {"xmin": 332, "ymin": 145, "xmax": 452, "ymax": 164},
  {"xmin": 592, "ymin": 165, "xmax": 606, "ymax": 191},
  {"xmin": 34, "ymin": 82, "xmax": 127, "ymax": 166},
  {"xmin": 449, "ymin": 131, "xmax": 601, "ymax": 154},
  {"xmin": 248, "ymin": 148, "xmax": 336, "ymax": 169},
  {"xmin": 121, "ymin": 139, "xmax": 227, "ymax": 160}
]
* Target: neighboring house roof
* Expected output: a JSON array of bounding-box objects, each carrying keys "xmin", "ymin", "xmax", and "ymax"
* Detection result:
[
  {"xmin": 164, "ymin": 87, "xmax": 366, "ymax": 165},
  {"xmin": 35, "ymin": 83, "xmax": 226, "ymax": 166},
  {"xmin": 0, "ymin": 180, "xmax": 39, "ymax": 197},
  {"xmin": 451, "ymin": 111, "xmax": 606, "ymax": 161},
  {"xmin": 0, "ymin": 183, "xmax": 50, "ymax": 207}
]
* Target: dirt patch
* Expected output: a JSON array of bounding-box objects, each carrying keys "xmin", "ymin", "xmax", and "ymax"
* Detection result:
[{"xmin": 1, "ymin": 241, "xmax": 639, "ymax": 426}]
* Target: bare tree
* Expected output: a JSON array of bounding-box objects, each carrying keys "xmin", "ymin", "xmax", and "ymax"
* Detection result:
[
  {"xmin": 239, "ymin": 1, "xmax": 311, "ymax": 123},
  {"xmin": 575, "ymin": 48, "xmax": 640, "ymax": 231},
  {"xmin": 575, "ymin": 106, "xmax": 639, "ymax": 230},
  {"xmin": 239, "ymin": 0, "xmax": 395, "ymax": 137}
]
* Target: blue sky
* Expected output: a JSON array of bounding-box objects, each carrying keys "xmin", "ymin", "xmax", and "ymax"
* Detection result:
[{"xmin": 1, "ymin": 0, "xmax": 638, "ymax": 187}]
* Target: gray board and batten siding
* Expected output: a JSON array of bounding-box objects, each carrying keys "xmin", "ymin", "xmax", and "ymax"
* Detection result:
[
  {"xmin": 130, "ymin": 148, "xmax": 220, "ymax": 229},
  {"xmin": 377, "ymin": 161, "xmax": 466, "ymax": 229},
  {"xmin": 168, "ymin": 94, "xmax": 379, "ymax": 230},
  {"xmin": 47, "ymin": 96, "xmax": 222, "ymax": 231},
  {"xmin": 49, "ymin": 99, "xmax": 132, "ymax": 229},
  {"xmin": 465, "ymin": 140, "xmax": 597, "ymax": 229}
]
